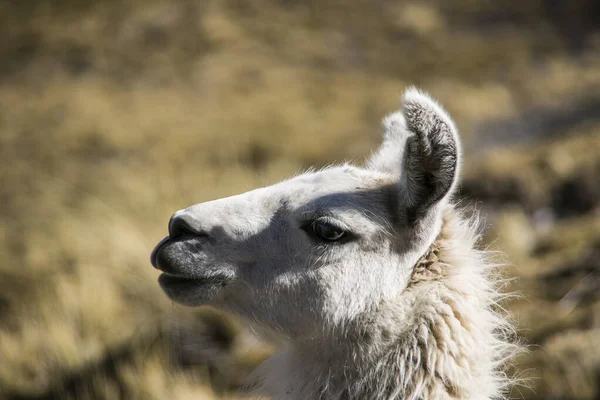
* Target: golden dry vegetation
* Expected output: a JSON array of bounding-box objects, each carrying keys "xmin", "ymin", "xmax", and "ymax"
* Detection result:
[{"xmin": 1, "ymin": 1, "xmax": 599, "ymax": 399}]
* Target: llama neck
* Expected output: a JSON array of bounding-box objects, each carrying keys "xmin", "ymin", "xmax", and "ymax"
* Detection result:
[{"xmin": 250, "ymin": 211, "xmax": 512, "ymax": 400}]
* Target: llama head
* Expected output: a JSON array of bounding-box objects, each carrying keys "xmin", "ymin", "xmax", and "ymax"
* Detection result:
[{"xmin": 151, "ymin": 88, "xmax": 461, "ymax": 339}]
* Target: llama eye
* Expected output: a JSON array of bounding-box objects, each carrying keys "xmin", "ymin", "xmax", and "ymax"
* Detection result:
[{"xmin": 310, "ymin": 220, "xmax": 347, "ymax": 242}]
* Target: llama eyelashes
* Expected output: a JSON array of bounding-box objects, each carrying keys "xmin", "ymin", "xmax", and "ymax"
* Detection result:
[
  {"xmin": 306, "ymin": 219, "xmax": 349, "ymax": 242},
  {"xmin": 297, "ymin": 215, "xmax": 354, "ymax": 243}
]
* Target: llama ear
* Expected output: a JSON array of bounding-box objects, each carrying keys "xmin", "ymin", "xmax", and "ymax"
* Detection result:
[
  {"xmin": 399, "ymin": 88, "xmax": 460, "ymax": 220},
  {"xmin": 367, "ymin": 111, "xmax": 411, "ymax": 173}
]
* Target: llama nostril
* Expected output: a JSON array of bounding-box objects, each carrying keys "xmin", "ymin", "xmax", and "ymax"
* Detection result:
[{"xmin": 168, "ymin": 214, "xmax": 203, "ymax": 239}]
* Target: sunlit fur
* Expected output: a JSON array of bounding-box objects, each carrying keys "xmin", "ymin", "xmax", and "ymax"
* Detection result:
[
  {"xmin": 152, "ymin": 88, "xmax": 518, "ymax": 399},
  {"xmin": 247, "ymin": 206, "xmax": 518, "ymax": 399}
]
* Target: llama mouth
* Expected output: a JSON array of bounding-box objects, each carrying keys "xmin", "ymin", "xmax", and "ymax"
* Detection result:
[
  {"xmin": 158, "ymin": 272, "xmax": 230, "ymax": 306},
  {"xmin": 151, "ymin": 236, "xmax": 170, "ymax": 269},
  {"xmin": 152, "ymin": 234, "xmax": 234, "ymax": 306},
  {"xmin": 151, "ymin": 235, "xmax": 204, "ymax": 274},
  {"xmin": 158, "ymin": 273, "xmax": 228, "ymax": 287}
]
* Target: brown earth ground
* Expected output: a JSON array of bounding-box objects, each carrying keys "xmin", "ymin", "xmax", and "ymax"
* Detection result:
[{"xmin": 1, "ymin": 1, "xmax": 599, "ymax": 399}]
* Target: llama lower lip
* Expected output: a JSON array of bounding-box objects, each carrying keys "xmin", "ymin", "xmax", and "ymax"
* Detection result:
[
  {"xmin": 158, "ymin": 273, "xmax": 228, "ymax": 287},
  {"xmin": 158, "ymin": 273, "xmax": 229, "ymax": 306},
  {"xmin": 151, "ymin": 236, "xmax": 170, "ymax": 269}
]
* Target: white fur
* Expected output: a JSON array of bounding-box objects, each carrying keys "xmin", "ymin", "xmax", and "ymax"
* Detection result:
[
  {"xmin": 246, "ymin": 207, "xmax": 517, "ymax": 399},
  {"xmin": 152, "ymin": 89, "xmax": 518, "ymax": 399}
]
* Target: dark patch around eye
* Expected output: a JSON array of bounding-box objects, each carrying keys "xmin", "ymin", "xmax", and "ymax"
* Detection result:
[
  {"xmin": 311, "ymin": 220, "xmax": 346, "ymax": 241},
  {"xmin": 300, "ymin": 219, "xmax": 353, "ymax": 244}
]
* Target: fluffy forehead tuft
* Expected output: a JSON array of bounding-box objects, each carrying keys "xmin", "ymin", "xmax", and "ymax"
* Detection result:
[{"xmin": 289, "ymin": 164, "xmax": 392, "ymax": 188}]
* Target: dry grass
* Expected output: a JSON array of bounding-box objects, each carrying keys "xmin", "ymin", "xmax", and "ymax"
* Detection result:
[{"xmin": 1, "ymin": 0, "xmax": 599, "ymax": 399}]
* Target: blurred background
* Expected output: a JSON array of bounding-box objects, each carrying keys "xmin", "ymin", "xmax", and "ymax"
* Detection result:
[{"xmin": 1, "ymin": 1, "xmax": 599, "ymax": 399}]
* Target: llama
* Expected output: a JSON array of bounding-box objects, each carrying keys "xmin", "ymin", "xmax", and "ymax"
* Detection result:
[{"xmin": 151, "ymin": 88, "xmax": 516, "ymax": 399}]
